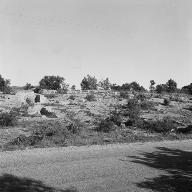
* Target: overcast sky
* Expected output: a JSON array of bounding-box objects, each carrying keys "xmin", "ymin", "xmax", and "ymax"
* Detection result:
[{"xmin": 0, "ymin": 0, "xmax": 191, "ymax": 88}]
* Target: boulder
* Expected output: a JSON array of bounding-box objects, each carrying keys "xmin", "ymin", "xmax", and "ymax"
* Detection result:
[{"xmin": 176, "ymin": 125, "xmax": 192, "ymax": 134}]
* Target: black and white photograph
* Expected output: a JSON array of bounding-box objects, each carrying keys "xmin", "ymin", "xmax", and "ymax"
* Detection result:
[{"xmin": 0, "ymin": 0, "xmax": 192, "ymax": 191}]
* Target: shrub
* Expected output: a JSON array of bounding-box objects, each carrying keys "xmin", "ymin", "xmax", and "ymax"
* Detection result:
[
  {"xmin": 85, "ymin": 92, "xmax": 96, "ymax": 101},
  {"xmin": 166, "ymin": 79, "xmax": 177, "ymax": 93},
  {"xmin": 68, "ymin": 95, "xmax": 76, "ymax": 100},
  {"xmin": 99, "ymin": 78, "xmax": 111, "ymax": 90},
  {"xmin": 140, "ymin": 100, "xmax": 155, "ymax": 110},
  {"xmin": 24, "ymin": 83, "xmax": 34, "ymax": 90},
  {"xmin": 0, "ymin": 75, "xmax": 12, "ymax": 94},
  {"xmin": 109, "ymin": 110, "xmax": 122, "ymax": 126},
  {"xmin": 141, "ymin": 118, "xmax": 175, "ymax": 133},
  {"xmin": 34, "ymin": 87, "xmax": 41, "ymax": 94},
  {"xmin": 81, "ymin": 75, "xmax": 97, "ymax": 90},
  {"xmin": 40, "ymin": 107, "xmax": 57, "ymax": 118},
  {"xmin": 163, "ymin": 98, "xmax": 170, "ymax": 106},
  {"xmin": 181, "ymin": 83, "xmax": 192, "ymax": 95},
  {"xmin": 96, "ymin": 118, "xmax": 116, "ymax": 132},
  {"xmin": 122, "ymin": 99, "xmax": 141, "ymax": 126},
  {"xmin": 120, "ymin": 91, "xmax": 130, "ymax": 99},
  {"xmin": 0, "ymin": 112, "xmax": 17, "ymax": 127}
]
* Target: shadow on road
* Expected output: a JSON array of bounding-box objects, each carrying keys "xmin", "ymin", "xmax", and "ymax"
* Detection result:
[
  {"xmin": 127, "ymin": 147, "xmax": 192, "ymax": 192},
  {"xmin": 0, "ymin": 174, "xmax": 78, "ymax": 192}
]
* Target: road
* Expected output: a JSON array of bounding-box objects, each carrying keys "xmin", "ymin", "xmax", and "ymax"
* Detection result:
[{"xmin": 0, "ymin": 140, "xmax": 192, "ymax": 192}]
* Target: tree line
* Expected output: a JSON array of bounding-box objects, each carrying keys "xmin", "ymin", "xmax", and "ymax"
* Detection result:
[{"xmin": 0, "ymin": 74, "xmax": 192, "ymax": 95}]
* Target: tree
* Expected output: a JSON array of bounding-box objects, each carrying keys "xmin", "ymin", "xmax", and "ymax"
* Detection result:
[
  {"xmin": 155, "ymin": 84, "xmax": 167, "ymax": 94},
  {"xmin": 0, "ymin": 75, "xmax": 11, "ymax": 93},
  {"xmin": 39, "ymin": 75, "xmax": 67, "ymax": 90},
  {"xmin": 149, "ymin": 80, "xmax": 155, "ymax": 92},
  {"xmin": 166, "ymin": 79, "xmax": 177, "ymax": 93},
  {"xmin": 181, "ymin": 83, "xmax": 192, "ymax": 95},
  {"xmin": 71, "ymin": 85, "xmax": 76, "ymax": 91},
  {"xmin": 99, "ymin": 78, "xmax": 111, "ymax": 90},
  {"xmin": 24, "ymin": 83, "xmax": 34, "ymax": 90},
  {"xmin": 80, "ymin": 75, "xmax": 97, "ymax": 90},
  {"xmin": 129, "ymin": 82, "xmax": 146, "ymax": 92}
]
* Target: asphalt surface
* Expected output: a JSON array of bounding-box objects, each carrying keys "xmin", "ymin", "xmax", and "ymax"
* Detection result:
[{"xmin": 0, "ymin": 140, "xmax": 192, "ymax": 192}]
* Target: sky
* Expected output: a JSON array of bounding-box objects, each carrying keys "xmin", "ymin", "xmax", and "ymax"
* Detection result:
[{"xmin": 0, "ymin": 0, "xmax": 192, "ymax": 89}]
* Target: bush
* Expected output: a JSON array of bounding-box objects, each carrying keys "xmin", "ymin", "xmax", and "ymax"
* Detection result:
[
  {"xmin": 120, "ymin": 91, "xmax": 130, "ymax": 99},
  {"xmin": 40, "ymin": 107, "xmax": 57, "ymax": 118},
  {"xmin": 96, "ymin": 118, "xmax": 116, "ymax": 132},
  {"xmin": 34, "ymin": 87, "xmax": 41, "ymax": 94},
  {"xmin": 24, "ymin": 83, "xmax": 34, "ymax": 90},
  {"xmin": 166, "ymin": 79, "xmax": 177, "ymax": 93},
  {"xmin": 85, "ymin": 92, "xmax": 96, "ymax": 101},
  {"xmin": 81, "ymin": 75, "xmax": 97, "ymax": 90},
  {"xmin": 141, "ymin": 118, "xmax": 175, "ymax": 133},
  {"xmin": 0, "ymin": 75, "xmax": 12, "ymax": 94},
  {"xmin": 140, "ymin": 100, "xmax": 155, "ymax": 110},
  {"xmin": 99, "ymin": 78, "xmax": 111, "ymax": 90},
  {"xmin": 68, "ymin": 95, "xmax": 76, "ymax": 100},
  {"xmin": 122, "ymin": 99, "xmax": 141, "ymax": 126},
  {"xmin": 0, "ymin": 112, "xmax": 17, "ymax": 127},
  {"xmin": 163, "ymin": 98, "xmax": 170, "ymax": 106}
]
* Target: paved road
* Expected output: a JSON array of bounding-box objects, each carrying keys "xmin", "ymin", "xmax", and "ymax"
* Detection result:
[{"xmin": 0, "ymin": 140, "xmax": 192, "ymax": 192}]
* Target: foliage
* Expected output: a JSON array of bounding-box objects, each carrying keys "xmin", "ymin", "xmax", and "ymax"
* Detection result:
[
  {"xmin": 68, "ymin": 95, "xmax": 76, "ymax": 100},
  {"xmin": 0, "ymin": 75, "xmax": 12, "ymax": 94},
  {"xmin": 71, "ymin": 85, "xmax": 76, "ymax": 91},
  {"xmin": 111, "ymin": 82, "xmax": 146, "ymax": 92},
  {"xmin": 155, "ymin": 84, "xmax": 167, "ymax": 94},
  {"xmin": 33, "ymin": 86, "xmax": 41, "ymax": 94},
  {"xmin": 80, "ymin": 75, "xmax": 97, "ymax": 90},
  {"xmin": 40, "ymin": 107, "xmax": 57, "ymax": 118},
  {"xmin": 96, "ymin": 118, "xmax": 116, "ymax": 133},
  {"xmin": 156, "ymin": 79, "xmax": 177, "ymax": 93},
  {"xmin": 163, "ymin": 98, "xmax": 170, "ymax": 106},
  {"xmin": 23, "ymin": 83, "xmax": 34, "ymax": 90},
  {"xmin": 85, "ymin": 91, "xmax": 96, "ymax": 101},
  {"xmin": 181, "ymin": 83, "xmax": 192, "ymax": 95},
  {"xmin": 0, "ymin": 112, "xmax": 17, "ymax": 127},
  {"xmin": 166, "ymin": 79, "xmax": 177, "ymax": 93},
  {"xmin": 140, "ymin": 100, "xmax": 155, "ymax": 110},
  {"xmin": 141, "ymin": 118, "xmax": 175, "ymax": 133},
  {"xmin": 39, "ymin": 75, "xmax": 67, "ymax": 90},
  {"xmin": 149, "ymin": 80, "xmax": 155, "ymax": 92},
  {"xmin": 99, "ymin": 78, "xmax": 111, "ymax": 90},
  {"xmin": 120, "ymin": 91, "xmax": 130, "ymax": 99}
]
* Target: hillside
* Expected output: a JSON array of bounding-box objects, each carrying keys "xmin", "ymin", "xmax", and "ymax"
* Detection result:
[{"xmin": 0, "ymin": 90, "xmax": 192, "ymax": 151}]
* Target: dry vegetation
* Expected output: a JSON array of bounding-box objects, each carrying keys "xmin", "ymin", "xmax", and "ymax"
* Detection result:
[
  {"xmin": 0, "ymin": 75, "xmax": 192, "ymax": 151},
  {"xmin": 1, "ymin": 89, "xmax": 192, "ymax": 151}
]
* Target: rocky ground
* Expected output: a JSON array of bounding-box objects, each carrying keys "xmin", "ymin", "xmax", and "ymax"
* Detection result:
[{"xmin": 0, "ymin": 89, "xmax": 192, "ymax": 151}]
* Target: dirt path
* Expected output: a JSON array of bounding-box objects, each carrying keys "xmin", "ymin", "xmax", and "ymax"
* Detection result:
[{"xmin": 0, "ymin": 140, "xmax": 192, "ymax": 192}]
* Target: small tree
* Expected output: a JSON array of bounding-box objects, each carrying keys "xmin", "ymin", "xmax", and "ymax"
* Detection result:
[
  {"xmin": 181, "ymin": 83, "xmax": 192, "ymax": 95},
  {"xmin": 149, "ymin": 80, "xmax": 155, "ymax": 92},
  {"xmin": 24, "ymin": 83, "xmax": 34, "ymax": 90},
  {"xmin": 166, "ymin": 79, "xmax": 177, "ymax": 93},
  {"xmin": 80, "ymin": 75, "xmax": 97, "ymax": 90},
  {"xmin": 155, "ymin": 84, "xmax": 167, "ymax": 94},
  {"xmin": 39, "ymin": 75, "xmax": 67, "ymax": 90},
  {"xmin": 71, "ymin": 85, "xmax": 76, "ymax": 91},
  {"xmin": 0, "ymin": 75, "xmax": 11, "ymax": 93},
  {"xmin": 99, "ymin": 78, "xmax": 111, "ymax": 90}
]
